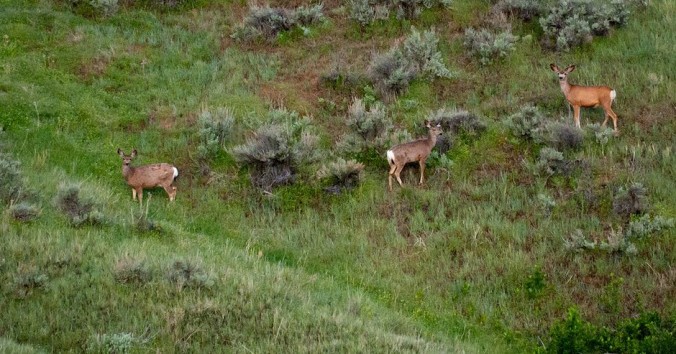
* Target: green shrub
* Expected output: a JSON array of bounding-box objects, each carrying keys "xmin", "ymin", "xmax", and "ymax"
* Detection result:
[
  {"xmin": 524, "ymin": 267, "xmax": 547, "ymax": 299},
  {"xmin": 0, "ymin": 153, "xmax": 23, "ymax": 205},
  {"xmin": 317, "ymin": 158, "xmax": 365, "ymax": 194},
  {"xmin": 348, "ymin": 0, "xmax": 451, "ymax": 26},
  {"xmin": 493, "ymin": 0, "xmax": 546, "ymax": 21},
  {"xmin": 612, "ymin": 183, "xmax": 648, "ymax": 220},
  {"xmin": 624, "ymin": 214, "xmax": 674, "ymax": 240},
  {"xmin": 368, "ymin": 27, "xmax": 451, "ymax": 96},
  {"xmin": 55, "ymin": 184, "xmax": 104, "ymax": 227},
  {"xmin": 9, "ymin": 202, "xmax": 40, "ymax": 222},
  {"xmin": 339, "ymin": 98, "xmax": 393, "ymax": 153},
  {"xmin": 585, "ymin": 123, "xmax": 615, "ymax": 146},
  {"xmin": 232, "ymin": 111, "xmax": 319, "ymax": 191},
  {"xmin": 527, "ymin": 147, "xmax": 574, "ymax": 177},
  {"xmin": 506, "ymin": 105, "xmax": 547, "ymax": 140},
  {"xmin": 231, "ymin": 4, "xmax": 325, "ymax": 43},
  {"xmin": 463, "ymin": 28, "xmax": 518, "ymax": 65},
  {"xmin": 546, "ymin": 309, "xmax": 676, "ymax": 353},
  {"xmin": 348, "ymin": 0, "xmax": 378, "ymax": 27},
  {"xmin": 68, "ymin": 0, "xmax": 119, "ymax": 18},
  {"xmin": 540, "ymin": 0, "xmax": 634, "ymax": 51},
  {"xmin": 114, "ymin": 257, "xmax": 152, "ymax": 285},
  {"xmin": 197, "ymin": 107, "xmax": 234, "ymax": 160},
  {"xmin": 13, "ymin": 272, "xmax": 48, "ymax": 299},
  {"xmin": 535, "ymin": 122, "xmax": 584, "ymax": 151},
  {"xmin": 428, "ymin": 108, "xmax": 486, "ymax": 136},
  {"xmin": 87, "ymin": 332, "xmax": 138, "ymax": 354},
  {"xmin": 166, "ymin": 260, "xmax": 214, "ymax": 291}
]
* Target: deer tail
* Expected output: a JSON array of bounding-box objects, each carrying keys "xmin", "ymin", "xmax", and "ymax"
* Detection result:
[
  {"xmin": 610, "ymin": 89, "xmax": 617, "ymax": 102},
  {"xmin": 172, "ymin": 167, "xmax": 179, "ymax": 180},
  {"xmin": 386, "ymin": 150, "xmax": 395, "ymax": 165}
]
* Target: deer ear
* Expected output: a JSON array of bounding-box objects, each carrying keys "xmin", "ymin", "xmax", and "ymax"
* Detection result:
[
  {"xmin": 565, "ymin": 65, "xmax": 576, "ymax": 73},
  {"xmin": 424, "ymin": 120, "xmax": 430, "ymax": 127},
  {"xmin": 117, "ymin": 148, "xmax": 123, "ymax": 157},
  {"xmin": 131, "ymin": 149, "xmax": 137, "ymax": 158},
  {"xmin": 550, "ymin": 63, "xmax": 559, "ymax": 72}
]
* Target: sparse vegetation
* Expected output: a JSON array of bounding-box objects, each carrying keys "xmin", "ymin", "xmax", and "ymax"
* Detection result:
[
  {"xmin": 8, "ymin": 202, "xmax": 40, "ymax": 222},
  {"xmin": 197, "ymin": 107, "xmax": 234, "ymax": 160},
  {"xmin": 0, "ymin": 0, "xmax": 673, "ymax": 352},
  {"xmin": 55, "ymin": 184, "xmax": 104, "ymax": 227},
  {"xmin": 463, "ymin": 28, "xmax": 519, "ymax": 65},
  {"xmin": 231, "ymin": 3, "xmax": 325, "ymax": 43}
]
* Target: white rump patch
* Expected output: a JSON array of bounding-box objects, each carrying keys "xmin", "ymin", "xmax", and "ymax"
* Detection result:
[
  {"xmin": 610, "ymin": 89, "xmax": 617, "ymax": 101},
  {"xmin": 386, "ymin": 150, "xmax": 395, "ymax": 164},
  {"xmin": 173, "ymin": 167, "xmax": 179, "ymax": 178}
]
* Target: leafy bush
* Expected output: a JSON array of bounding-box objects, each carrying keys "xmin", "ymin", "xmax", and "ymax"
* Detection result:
[
  {"xmin": 463, "ymin": 28, "xmax": 518, "ymax": 65},
  {"xmin": 114, "ymin": 257, "xmax": 152, "ymax": 285},
  {"xmin": 428, "ymin": 108, "xmax": 486, "ymax": 136},
  {"xmin": 527, "ymin": 147, "xmax": 573, "ymax": 177},
  {"xmin": 13, "ymin": 272, "xmax": 48, "ymax": 299},
  {"xmin": 540, "ymin": 0, "xmax": 634, "ymax": 51},
  {"xmin": 524, "ymin": 267, "xmax": 547, "ymax": 299},
  {"xmin": 493, "ymin": 0, "xmax": 545, "ymax": 21},
  {"xmin": 339, "ymin": 98, "xmax": 393, "ymax": 153},
  {"xmin": 585, "ymin": 123, "xmax": 615, "ymax": 146},
  {"xmin": 231, "ymin": 4, "xmax": 325, "ymax": 43},
  {"xmin": 535, "ymin": 122, "xmax": 584, "ymax": 151},
  {"xmin": 506, "ymin": 105, "xmax": 547, "ymax": 140},
  {"xmin": 232, "ymin": 111, "xmax": 319, "ymax": 191},
  {"xmin": 9, "ymin": 202, "xmax": 40, "ymax": 222},
  {"xmin": 546, "ymin": 309, "xmax": 676, "ymax": 353},
  {"xmin": 197, "ymin": 107, "xmax": 234, "ymax": 160},
  {"xmin": 87, "ymin": 332, "xmax": 138, "ymax": 354},
  {"xmin": 0, "ymin": 153, "xmax": 23, "ymax": 205},
  {"xmin": 613, "ymin": 183, "xmax": 648, "ymax": 220},
  {"xmin": 348, "ymin": 0, "xmax": 451, "ymax": 26},
  {"xmin": 317, "ymin": 158, "xmax": 365, "ymax": 194},
  {"xmin": 401, "ymin": 27, "xmax": 453, "ymax": 79},
  {"xmin": 348, "ymin": 0, "xmax": 378, "ymax": 27},
  {"xmin": 624, "ymin": 214, "xmax": 674, "ymax": 240},
  {"xmin": 55, "ymin": 184, "xmax": 104, "ymax": 226},
  {"xmin": 68, "ymin": 0, "xmax": 119, "ymax": 18},
  {"xmin": 320, "ymin": 68, "xmax": 366, "ymax": 92},
  {"xmin": 166, "ymin": 260, "xmax": 214, "ymax": 291},
  {"xmin": 368, "ymin": 27, "xmax": 451, "ymax": 96}
]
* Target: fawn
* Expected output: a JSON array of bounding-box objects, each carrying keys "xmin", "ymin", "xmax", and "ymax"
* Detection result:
[
  {"xmin": 386, "ymin": 121, "xmax": 442, "ymax": 191},
  {"xmin": 550, "ymin": 63, "xmax": 619, "ymax": 133},
  {"xmin": 117, "ymin": 148, "xmax": 179, "ymax": 203}
]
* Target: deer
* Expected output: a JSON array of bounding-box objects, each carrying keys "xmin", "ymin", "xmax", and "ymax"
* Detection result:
[
  {"xmin": 117, "ymin": 148, "xmax": 179, "ymax": 203},
  {"xmin": 386, "ymin": 120, "xmax": 443, "ymax": 191},
  {"xmin": 550, "ymin": 63, "xmax": 619, "ymax": 134}
]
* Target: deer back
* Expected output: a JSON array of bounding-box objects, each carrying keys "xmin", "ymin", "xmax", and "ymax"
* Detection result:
[
  {"xmin": 567, "ymin": 85, "xmax": 614, "ymax": 107},
  {"xmin": 391, "ymin": 138, "xmax": 436, "ymax": 164},
  {"xmin": 124, "ymin": 163, "xmax": 176, "ymax": 188}
]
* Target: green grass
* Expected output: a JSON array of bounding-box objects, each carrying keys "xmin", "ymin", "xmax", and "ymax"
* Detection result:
[{"xmin": 1, "ymin": 0, "xmax": 674, "ymax": 352}]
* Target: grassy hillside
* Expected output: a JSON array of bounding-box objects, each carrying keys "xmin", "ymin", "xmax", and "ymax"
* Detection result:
[{"xmin": 1, "ymin": 0, "xmax": 674, "ymax": 352}]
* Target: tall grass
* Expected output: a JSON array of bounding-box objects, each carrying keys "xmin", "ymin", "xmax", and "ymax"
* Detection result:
[{"xmin": 0, "ymin": 0, "xmax": 674, "ymax": 352}]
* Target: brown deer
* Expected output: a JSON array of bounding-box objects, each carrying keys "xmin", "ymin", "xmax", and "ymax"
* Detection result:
[
  {"xmin": 550, "ymin": 63, "xmax": 619, "ymax": 133},
  {"xmin": 117, "ymin": 148, "xmax": 179, "ymax": 203},
  {"xmin": 386, "ymin": 121, "xmax": 442, "ymax": 191}
]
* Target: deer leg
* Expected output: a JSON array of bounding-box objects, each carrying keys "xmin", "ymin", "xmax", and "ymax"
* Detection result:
[
  {"xmin": 132, "ymin": 189, "xmax": 137, "ymax": 201},
  {"xmin": 164, "ymin": 184, "xmax": 177, "ymax": 201},
  {"xmin": 606, "ymin": 106, "xmax": 619, "ymax": 133},
  {"xmin": 572, "ymin": 105, "xmax": 581, "ymax": 128},
  {"xmin": 136, "ymin": 187, "xmax": 143, "ymax": 204},
  {"xmin": 419, "ymin": 159, "xmax": 426, "ymax": 185},
  {"xmin": 395, "ymin": 165, "xmax": 404, "ymax": 187},
  {"xmin": 388, "ymin": 163, "xmax": 397, "ymax": 191}
]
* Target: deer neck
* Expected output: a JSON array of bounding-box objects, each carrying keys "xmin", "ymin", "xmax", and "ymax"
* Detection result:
[
  {"xmin": 426, "ymin": 130, "xmax": 438, "ymax": 149},
  {"xmin": 122, "ymin": 164, "xmax": 134, "ymax": 180},
  {"xmin": 559, "ymin": 79, "xmax": 572, "ymax": 98}
]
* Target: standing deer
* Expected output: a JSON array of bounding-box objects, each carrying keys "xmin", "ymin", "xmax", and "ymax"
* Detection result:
[
  {"xmin": 117, "ymin": 148, "xmax": 179, "ymax": 203},
  {"xmin": 386, "ymin": 120, "xmax": 442, "ymax": 191},
  {"xmin": 550, "ymin": 63, "xmax": 619, "ymax": 133}
]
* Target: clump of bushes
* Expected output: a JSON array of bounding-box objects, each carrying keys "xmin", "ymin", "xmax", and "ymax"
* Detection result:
[
  {"xmin": 13, "ymin": 271, "xmax": 48, "ymax": 299},
  {"xmin": 87, "ymin": 332, "xmax": 139, "ymax": 354},
  {"xmin": 428, "ymin": 108, "xmax": 486, "ymax": 136},
  {"xmin": 231, "ymin": 4, "xmax": 325, "ymax": 42},
  {"xmin": 540, "ymin": 0, "xmax": 633, "ymax": 51},
  {"xmin": 528, "ymin": 147, "xmax": 568, "ymax": 177},
  {"xmin": 0, "ymin": 153, "xmax": 24, "ymax": 205},
  {"xmin": 55, "ymin": 184, "xmax": 104, "ymax": 226},
  {"xmin": 368, "ymin": 27, "xmax": 452, "ymax": 97},
  {"xmin": 68, "ymin": 0, "xmax": 119, "ymax": 18},
  {"xmin": 547, "ymin": 308, "xmax": 676, "ymax": 353},
  {"xmin": 624, "ymin": 214, "xmax": 674, "ymax": 240},
  {"xmin": 338, "ymin": 98, "xmax": 393, "ymax": 153},
  {"xmin": 585, "ymin": 123, "xmax": 615, "ymax": 146},
  {"xmin": 197, "ymin": 107, "xmax": 234, "ymax": 160},
  {"xmin": 348, "ymin": 0, "xmax": 452, "ymax": 26},
  {"xmin": 9, "ymin": 202, "xmax": 40, "ymax": 222},
  {"xmin": 114, "ymin": 257, "xmax": 152, "ymax": 285},
  {"xmin": 612, "ymin": 182, "xmax": 648, "ymax": 220},
  {"xmin": 232, "ymin": 110, "xmax": 319, "ymax": 191},
  {"xmin": 493, "ymin": 0, "xmax": 545, "ymax": 21},
  {"xmin": 506, "ymin": 105, "xmax": 547, "ymax": 140},
  {"xmin": 536, "ymin": 122, "xmax": 585, "ymax": 151},
  {"xmin": 166, "ymin": 260, "xmax": 214, "ymax": 291},
  {"xmin": 463, "ymin": 28, "xmax": 519, "ymax": 65},
  {"xmin": 317, "ymin": 158, "xmax": 365, "ymax": 194}
]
